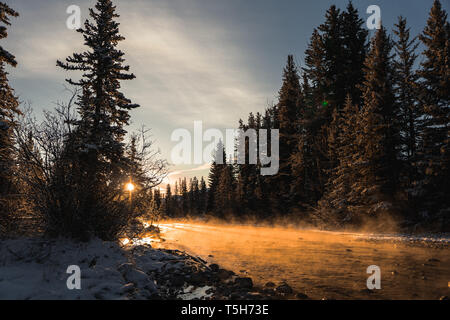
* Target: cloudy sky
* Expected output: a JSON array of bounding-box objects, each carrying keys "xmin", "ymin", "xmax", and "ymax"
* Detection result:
[{"xmin": 3, "ymin": 0, "xmax": 448, "ymax": 186}]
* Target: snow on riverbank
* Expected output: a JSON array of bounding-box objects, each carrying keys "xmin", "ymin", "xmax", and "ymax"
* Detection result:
[
  {"xmin": 0, "ymin": 238, "xmax": 215, "ymax": 300},
  {"xmin": 0, "ymin": 238, "xmax": 279, "ymax": 300},
  {"xmin": 0, "ymin": 238, "xmax": 151, "ymax": 300}
]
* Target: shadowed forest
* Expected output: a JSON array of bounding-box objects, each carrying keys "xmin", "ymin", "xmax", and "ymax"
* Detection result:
[{"xmin": 154, "ymin": 1, "xmax": 449, "ymax": 233}]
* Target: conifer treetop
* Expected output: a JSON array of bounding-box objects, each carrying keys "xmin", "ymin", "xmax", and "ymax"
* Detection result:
[
  {"xmin": 57, "ymin": 0, "xmax": 139, "ymax": 121},
  {"xmin": 0, "ymin": 2, "xmax": 19, "ymax": 67}
]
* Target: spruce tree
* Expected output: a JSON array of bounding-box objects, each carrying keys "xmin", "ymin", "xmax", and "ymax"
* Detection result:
[
  {"xmin": 236, "ymin": 114, "xmax": 260, "ymax": 215},
  {"xmin": 416, "ymin": 0, "xmax": 450, "ymax": 222},
  {"xmin": 317, "ymin": 5, "xmax": 345, "ymax": 110},
  {"xmin": 181, "ymin": 177, "xmax": 188, "ymax": 214},
  {"xmin": 215, "ymin": 164, "xmax": 235, "ymax": 217},
  {"xmin": 165, "ymin": 184, "xmax": 173, "ymax": 217},
  {"xmin": 319, "ymin": 95, "xmax": 361, "ymax": 224},
  {"xmin": 199, "ymin": 177, "xmax": 207, "ymax": 214},
  {"xmin": 207, "ymin": 141, "xmax": 226, "ymax": 213},
  {"xmin": 269, "ymin": 55, "xmax": 302, "ymax": 211},
  {"xmin": 55, "ymin": 0, "xmax": 139, "ymax": 239},
  {"xmin": 0, "ymin": 2, "xmax": 19, "ymax": 234},
  {"xmin": 393, "ymin": 16, "xmax": 420, "ymax": 162},
  {"xmin": 278, "ymin": 56, "xmax": 302, "ymax": 161},
  {"xmin": 300, "ymin": 3, "xmax": 368, "ymax": 204},
  {"xmin": 353, "ymin": 26, "xmax": 400, "ymax": 215},
  {"xmin": 57, "ymin": 0, "xmax": 138, "ymax": 168},
  {"xmin": 341, "ymin": 1, "xmax": 368, "ymax": 106}
]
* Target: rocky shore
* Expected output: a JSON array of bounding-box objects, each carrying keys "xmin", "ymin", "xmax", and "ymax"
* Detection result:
[{"xmin": 0, "ymin": 238, "xmax": 302, "ymax": 300}]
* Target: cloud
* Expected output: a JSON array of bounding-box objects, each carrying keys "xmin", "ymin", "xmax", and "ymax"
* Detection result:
[
  {"xmin": 119, "ymin": 1, "xmax": 268, "ymax": 129},
  {"xmin": 6, "ymin": 0, "xmax": 272, "ymax": 166},
  {"xmin": 169, "ymin": 163, "xmax": 212, "ymax": 177}
]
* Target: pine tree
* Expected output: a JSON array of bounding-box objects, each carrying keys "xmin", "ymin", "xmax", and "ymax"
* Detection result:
[
  {"xmin": 319, "ymin": 95, "xmax": 361, "ymax": 224},
  {"xmin": 353, "ymin": 26, "xmax": 400, "ymax": 215},
  {"xmin": 341, "ymin": 1, "xmax": 368, "ymax": 106},
  {"xmin": 181, "ymin": 177, "xmax": 188, "ymax": 214},
  {"xmin": 317, "ymin": 5, "xmax": 345, "ymax": 111},
  {"xmin": 0, "ymin": 2, "xmax": 19, "ymax": 234},
  {"xmin": 188, "ymin": 177, "xmax": 199, "ymax": 215},
  {"xmin": 165, "ymin": 184, "xmax": 173, "ymax": 217},
  {"xmin": 57, "ymin": 0, "xmax": 139, "ymax": 178},
  {"xmin": 300, "ymin": 8, "xmax": 343, "ymax": 205},
  {"xmin": 416, "ymin": 0, "xmax": 450, "ymax": 221},
  {"xmin": 304, "ymin": 29, "xmax": 325, "ymax": 105},
  {"xmin": 236, "ymin": 114, "xmax": 261, "ymax": 215},
  {"xmin": 278, "ymin": 56, "xmax": 302, "ymax": 161},
  {"xmin": 199, "ymin": 176, "xmax": 207, "ymax": 214},
  {"xmin": 269, "ymin": 55, "xmax": 302, "ymax": 211},
  {"xmin": 299, "ymin": 3, "xmax": 369, "ymax": 205},
  {"xmin": 215, "ymin": 164, "xmax": 235, "ymax": 217},
  {"xmin": 207, "ymin": 141, "xmax": 226, "ymax": 213},
  {"xmin": 393, "ymin": 16, "xmax": 420, "ymax": 162},
  {"xmin": 54, "ymin": 0, "xmax": 140, "ymax": 239},
  {"xmin": 153, "ymin": 188, "xmax": 161, "ymax": 209}
]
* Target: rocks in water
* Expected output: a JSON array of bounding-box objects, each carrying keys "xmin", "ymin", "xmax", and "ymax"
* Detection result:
[
  {"xmin": 170, "ymin": 275, "xmax": 185, "ymax": 287},
  {"xmin": 295, "ymin": 292, "xmax": 309, "ymax": 299},
  {"xmin": 276, "ymin": 283, "xmax": 293, "ymax": 295},
  {"xmin": 189, "ymin": 272, "xmax": 208, "ymax": 286},
  {"xmin": 234, "ymin": 277, "xmax": 253, "ymax": 290},
  {"xmin": 120, "ymin": 283, "xmax": 135, "ymax": 294},
  {"xmin": 230, "ymin": 293, "xmax": 242, "ymax": 300},
  {"xmin": 217, "ymin": 269, "xmax": 232, "ymax": 280},
  {"xmin": 209, "ymin": 264, "xmax": 220, "ymax": 272}
]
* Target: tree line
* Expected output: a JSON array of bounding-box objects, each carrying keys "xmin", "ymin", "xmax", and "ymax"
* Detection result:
[{"xmin": 161, "ymin": 1, "xmax": 449, "ymax": 232}]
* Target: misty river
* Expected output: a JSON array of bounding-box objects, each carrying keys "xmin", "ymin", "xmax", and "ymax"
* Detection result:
[{"xmin": 148, "ymin": 221, "xmax": 449, "ymax": 300}]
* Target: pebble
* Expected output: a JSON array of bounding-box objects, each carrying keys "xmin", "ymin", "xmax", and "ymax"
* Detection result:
[{"xmin": 276, "ymin": 283, "xmax": 293, "ymax": 294}]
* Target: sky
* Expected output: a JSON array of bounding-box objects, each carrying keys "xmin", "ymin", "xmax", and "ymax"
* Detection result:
[{"xmin": 3, "ymin": 0, "xmax": 449, "ymax": 188}]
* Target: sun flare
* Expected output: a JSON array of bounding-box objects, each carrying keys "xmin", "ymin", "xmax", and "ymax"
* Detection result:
[{"xmin": 126, "ymin": 182, "xmax": 135, "ymax": 192}]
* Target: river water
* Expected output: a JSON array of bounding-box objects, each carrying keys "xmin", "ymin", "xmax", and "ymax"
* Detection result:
[{"xmin": 148, "ymin": 221, "xmax": 449, "ymax": 300}]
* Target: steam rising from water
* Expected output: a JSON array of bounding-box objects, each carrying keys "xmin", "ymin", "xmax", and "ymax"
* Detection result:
[{"xmin": 148, "ymin": 220, "xmax": 450, "ymax": 300}]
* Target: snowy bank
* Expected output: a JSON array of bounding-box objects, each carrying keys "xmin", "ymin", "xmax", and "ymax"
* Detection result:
[{"xmin": 0, "ymin": 238, "xmax": 294, "ymax": 300}]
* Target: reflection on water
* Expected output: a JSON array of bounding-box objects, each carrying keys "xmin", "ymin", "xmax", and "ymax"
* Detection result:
[{"xmin": 149, "ymin": 221, "xmax": 450, "ymax": 300}]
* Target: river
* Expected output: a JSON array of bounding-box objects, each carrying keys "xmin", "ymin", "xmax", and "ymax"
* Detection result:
[{"xmin": 147, "ymin": 221, "xmax": 449, "ymax": 300}]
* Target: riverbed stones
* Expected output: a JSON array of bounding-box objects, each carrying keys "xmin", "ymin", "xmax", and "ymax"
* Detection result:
[
  {"xmin": 296, "ymin": 292, "xmax": 309, "ymax": 299},
  {"xmin": 189, "ymin": 272, "xmax": 208, "ymax": 286},
  {"xmin": 170, "ymin": 275, "xmax": 186, "ymax": 287},
  {"xmin": 217, "ymin": 269, "xmax": 232, "ymax": 280},
  {"xmin": 234, "ymin": 277, "xmax": 253, "ymax": 290},
  {"xmin": 276, "ymin": 282, "xmax": 293, "ymax": 294},
  {"xmin": 209, "ymin": 264, "xmax": 220, "ymax": 272}
]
